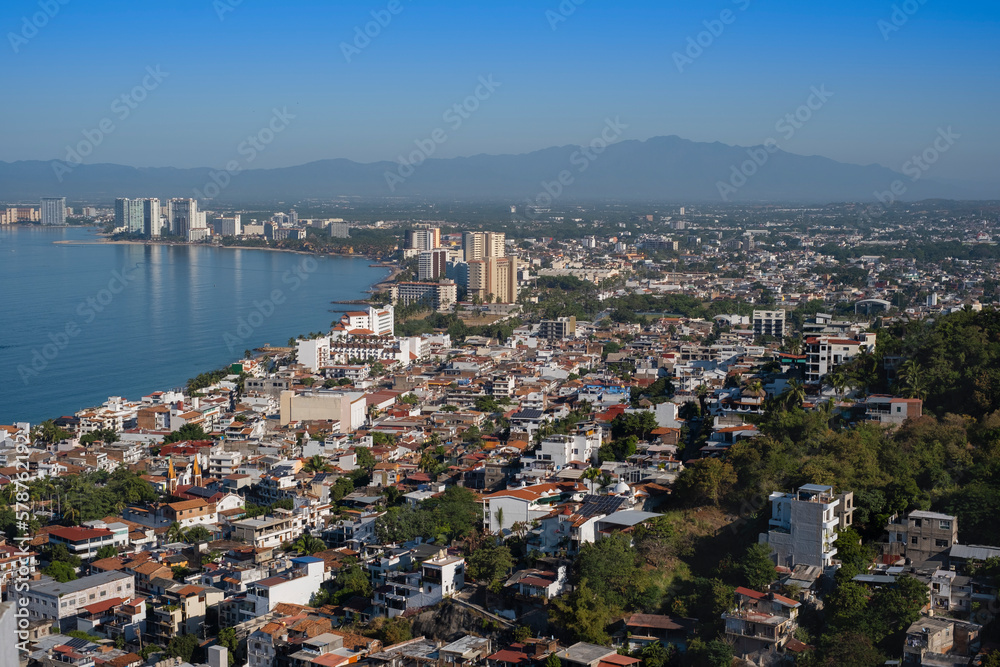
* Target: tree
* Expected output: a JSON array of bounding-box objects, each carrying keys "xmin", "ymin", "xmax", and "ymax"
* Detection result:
[
  {"xmin": 166, "ymin": 522, "xmax": 185, "ymax": 543},
  {"xmin": 293, "ymin": 534, "xmax": 327, "ymax": 555},
  {"xmin": 303, "ymin": 455, "xmax": 331, "ymax": 474},
  {"xmin": 44, "ymin": 561, "xmax": 77, "ymax": 583},
  {"xmin": 549, "ymin": 579, "xmax": 614, "ymax": 644},
  {"xmin": 382, "ymin": 616, "xmax": 412, "ymax": 645},
  {"xmin": 95, "ymin": 545, "xmax": 118, "ymax": 560},
  {"xmin": 544, "ymin": 654, "xmax": 562, "ymax": 667},
  {"xmin": 184, "ymin": 525, "xmax": 212, "ymax": 544},
  {"xmin": 685, "ymin": 638, "xmax": 733, "ymax": 667},
  {"xmin": 356, "ymin": 446, "xmax": 376, "ymax": 471},
  {"xmin": 218, "ymin": 627, "xmax": 238, "ymax": 666},
  {"xmin": 167, "ymin": 634, "xmax": 200, "ymax": 662},
  {"xmin": 163, "ymin": 423, "xmax": 209, "ymax": 445},
  {"xmin": 467, "ymin": 540, "xmax": 514, "ymax": 593},
  {"xmin": 739, "ymin": 542, "xmax": 777, "ymax": 591},
  {"xmin": 575, "ymin": 533, "xmax": 647, "ymax": 610},
  {"xmin": 674, "ymin": 458, "xmax": 736, "ymax": 506},
  {"xmin": 335, "ymin": 561, "xmax": 373, "ymax": 602}
]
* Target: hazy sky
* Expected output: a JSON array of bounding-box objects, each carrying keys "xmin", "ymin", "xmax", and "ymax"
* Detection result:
[{"xmin": 3, "ymin": 0, "xmax": 998, "ymax": 184}]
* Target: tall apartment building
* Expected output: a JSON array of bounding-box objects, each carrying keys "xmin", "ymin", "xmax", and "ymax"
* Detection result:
[
  {"xmin": 406, "ymin": 228, "xmax": 440, "ymax": 251},
  {"xmin": 805, "ymin": 333, "xmax": 877, "ymax": 383},
  {"xmin": 216, "ymin": 215, "xmax": 242, "ymax": 237},
  {"xmin": 759, "ymin": 484, "xmax": 855, "ymax": 570},
  {"xmin": 143, "ymin": 198, "xmax": 162, "ymax": 237},
  {"xmin": 114, "ymin": 198, "xmax": 145, "ymax": 233},
  {"xmin": 418, "ymin": 248, "xmax": 449, "ymax": 281},
  {"xmin": 390, "ymin": 281, "xmax": 457, "ymax": 311},
  {"xmin": 463, "ymin": 231, "xmax": 505, "ymax": 261},
  {"xmin": 166, "ymin": 198, "xmax": 202, "ymax": 237},
  {"xmin": 752, "ymin": 310, "xmax": 786, "ymax": 339},
  {"xmin": 469, "ymin": 256, "xmax": 518, "ymax": 303},
  {"xmin": 40, "ymin": 197, "xmax": 67, "ymax": 225},
  {"xmin": 329, "ymin": 221, "xmax": 350, "ymax": 238}
]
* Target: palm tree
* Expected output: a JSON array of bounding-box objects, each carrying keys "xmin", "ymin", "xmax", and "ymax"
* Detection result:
[
  {"xmin": 293, "ymin": 534, "xmax": 327, "ymax": 554},
  {"xmin": 898, "ymin": 359, "xmax": 928, "ymax": 400},
  {"xmin": 303, "ymin": 455, "xmax": 330, "ymax": 474},
  {"xmin": 582, "ymin": 467, "xmax": 601, "ymax": 494},
  {"xmin": 696, "ymin": 384, "xmax": 710, "ymax": 416},
  {"xmin": 494, "ymin": 507, "xmax": 505, "ymax": 534},
  {"xmin": 782, "ymin": 379, "xmax": 806, "ymax": 410},
  {"xmin": 784, "ymin": 336, "xmax": 803, "ymax": 355},
  {"xmin": 166, "ymin": 522, "xmax": 185, "ymax": 543}
]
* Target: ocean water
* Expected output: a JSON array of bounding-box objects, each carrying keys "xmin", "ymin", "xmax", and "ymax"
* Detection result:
[{"xmin": 0, "ymin": 226, "xmax": 388, "ymax": 424}]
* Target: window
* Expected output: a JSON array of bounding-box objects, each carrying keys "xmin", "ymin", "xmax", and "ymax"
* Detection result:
[
  {"xmin": 911, "ymin": 536, "xmax": 918, "ymax": 545},
  {"xmin": 936, "ymin": 539, "xmax": 948, "ymax": 548},
  {"xmin": 939, "ymin": 520, "xmax": 951, "ymax": 530}
]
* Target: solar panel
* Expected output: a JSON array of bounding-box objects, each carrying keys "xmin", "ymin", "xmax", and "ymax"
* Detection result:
[{"xmin": 577, "ymin": 494, "xmax": 627, "ymax": 518}]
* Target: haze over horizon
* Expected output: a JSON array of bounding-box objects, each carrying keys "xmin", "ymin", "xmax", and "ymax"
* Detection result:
[{"xmin": 3, "ymin": 0, "xmax": 998, "ymax": 188}]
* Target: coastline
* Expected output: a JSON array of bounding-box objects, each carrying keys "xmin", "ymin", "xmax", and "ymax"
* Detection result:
[
  {"xmin": 51, "ymin": 237, "xmax": 382, "ymax": 261},
  {"xmin": 5, "ymin": 228, "xmax": 395, "ymax": 426}
]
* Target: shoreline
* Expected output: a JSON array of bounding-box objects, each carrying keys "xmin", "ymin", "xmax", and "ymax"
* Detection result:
[
  {"xmin": 51, "ymin": 236, "xmax": 385, "ymax": 262},
  {"xmin": 8, "ymin": 230, "xmax": 395, "ymax": 426}
]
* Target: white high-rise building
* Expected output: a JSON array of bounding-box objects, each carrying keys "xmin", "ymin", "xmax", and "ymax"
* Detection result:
[
  {"xmin": 143, "ymin": 198, "xmax": 162, "ymax": 237},
  {"xmin": 40, "ymin": 197, "xmax": 67, "ymax": 225},
  {"xmin": 418, "ymin": 248, "xmax": 449, "ymax": 281}
]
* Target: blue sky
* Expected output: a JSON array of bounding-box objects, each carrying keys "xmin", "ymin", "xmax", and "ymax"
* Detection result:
[{"xmin": 2, "ymin": 0, "xmax": 998, "ymax": 184}]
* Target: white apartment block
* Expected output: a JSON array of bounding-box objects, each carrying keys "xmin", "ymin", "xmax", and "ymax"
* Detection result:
[
  {"xmin": 296, "ymin": 337, "xmax": 331, "ymax": 372},
  {"xmin": 535, "ymin": 430, "xmax": 602, "ymax": 468},
  {"xmin": 26, "ymin": 571, "xmax": 135, "ymax": 628},
  {"xmin": 805, "ymin": 333, "xmax": 876, "ymax": 383},
  {"xmin": 247, "ymin": 557, "xmax": 326, "ymax": 615}
]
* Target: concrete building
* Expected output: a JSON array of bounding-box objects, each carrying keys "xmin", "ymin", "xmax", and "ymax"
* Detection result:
[
  {"xmin": 902, "ymin": 617, "xmax": 981, "ymax": 665},
  {"xmin": 539, "ymin": 317, "xmax": 577, "ymax": 340},
  {"xmin": 216, "ymin": 214, "xmax": 242, "ymax": 237},
  {"xmin": 885, "ymin": 510, "xmax": 958, "ymax": 563},
  {"xmin": 166, "ymin": 198, "xmax": 201, "ymax": 237},
  {"xmin": 406, "ymin": 228, "xmax": 440, "ymax": 251},
  {"xmin": 463, "ymin": 231, "xmax": 505, "ymax": 261},
  {"xmin": 246, "ymin": 557, "xmax": 326, "ymax": 615},
  {"xmin": 469, "ymin": 256, "xmax": 518, "ymax": 303},
  {"xmin": 418, "ymin": 248, "xmax": 449, "ymax": 281},
  {"xmin": 0, "ymin": 602, "xmax": 19, "ymax": 666},
  {"xmin": 279, "ymin": 390, "xmax": 367, "ymax": 430},
  {"xmin": 41, "ymin": 197, "xmax": 67, "ymax": 225},
  {"xmin": 804, "ymin": 333, "xmax": 877, "ymax": 383},
  {"xmin": 114, "ymin": 198, "xmax": 145, "ymax": 233},
  {"xmin": 724, "ymin": 587, "xmax": 801, "ymax": 658},
  {"xmin": 535, "ymin": 430, "xmax": 602, "ymax": 468},
  {"xmin": 143, "ymin": 198, "xmax": 162, "ymax": 237},
  {"xmin": 47, "ymin": 522, "xmax": 129, "ymax": 560},
  {"xmin": 296, "ymin": 337, "xmax": 331, "ymax": 372},
  {"xmin": 752, "ymin": 310, "xmax": 786, "ymax": 340},
  {"xmin": 390, "ymin": 281, "xmax": 457, "ymax": 311},
  {"xmin": 760, "ymin": 484, "xmax": 854, "ymax": 570},
  {"xmin": 865, "ymin": 395, "xmax": 923, "ymax": 425},
  {"xmin": 25, "ymin": 570, "xmax": 135, "ymax": 628}
]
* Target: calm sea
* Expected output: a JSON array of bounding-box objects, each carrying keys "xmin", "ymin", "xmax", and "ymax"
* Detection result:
[{"xmin": 0, "ymin": 226, "xmax": 388, "ymax": 424}]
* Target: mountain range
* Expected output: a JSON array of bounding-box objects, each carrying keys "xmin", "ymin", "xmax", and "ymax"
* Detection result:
[{"xmin": 0, "ymin": 135, "xmax": 993, "ymax": 204}]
